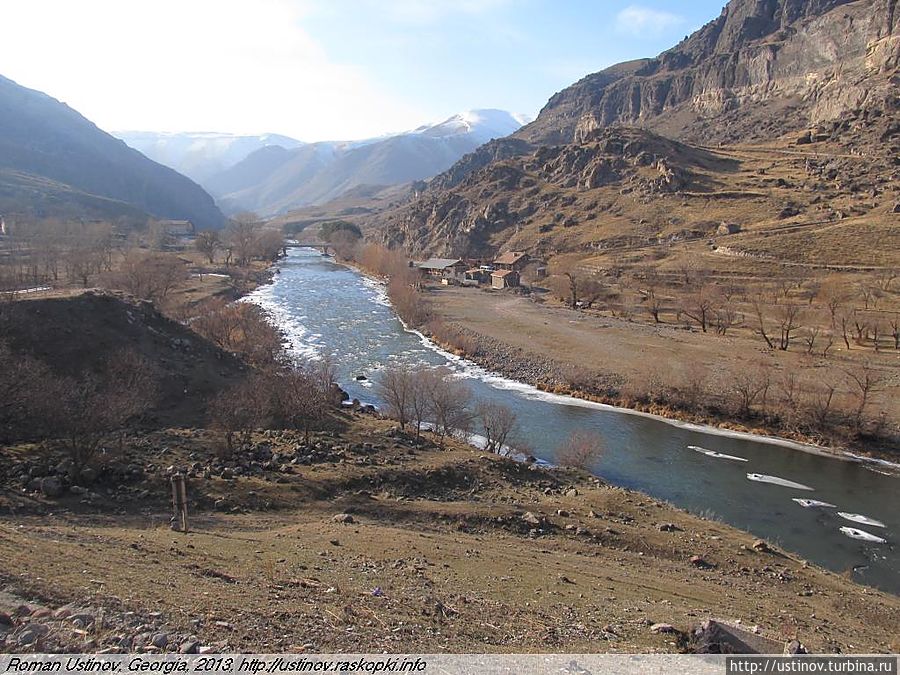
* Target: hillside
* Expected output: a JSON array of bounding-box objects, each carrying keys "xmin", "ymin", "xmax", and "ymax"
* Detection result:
[
  {"xmin": 373, "ymin": 0, "xmax": 899, "ymax": 261},
  {"xmin": 0, "ymin": 75, "xmax": 225, "ymax": 229},
  {"xmin": 116, "ymin": 131, "xmax": 305, "ymax": 184},
  {"xmin": 517, "ymin": 0, "xmax": 899, "ymax": 146},
  {"xmin": 0, "ymin": 291, "xmax": 246, "ymax": 427},
  {"xmin": 207, "ymin": 110, "xmax": 526, "ymax": 215}
]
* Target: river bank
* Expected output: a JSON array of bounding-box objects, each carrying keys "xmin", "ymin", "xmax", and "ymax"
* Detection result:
[
  {"xmin": 420, "ymin": 285, "xmax": 899, "ymax": 467},
  {"xmin": 2, "ymin": 415, "xmax": 899, "ymax": 653},
  {"xmin": 243, "ymin": 247, "xmax": 900, "ymax": 593}
]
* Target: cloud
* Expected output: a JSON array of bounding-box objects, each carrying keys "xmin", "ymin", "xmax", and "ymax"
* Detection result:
[
  {"xmin": 615, "ymin": 5, "xmax": 685, "ymax": 37},
  {"xmin": 0, "ymin": 0, "xmax": 426, "ymax": 140}
]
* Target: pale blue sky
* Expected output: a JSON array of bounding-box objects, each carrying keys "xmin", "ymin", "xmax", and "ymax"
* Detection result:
[{"xmin": 0, "ymin": 1, "xmax": 725, "ymax": 141}]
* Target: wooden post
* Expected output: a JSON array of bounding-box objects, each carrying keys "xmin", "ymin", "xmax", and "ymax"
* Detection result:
[{"xmin": 171, "ymin": 473, "xmax": 188, "ymax": 532}]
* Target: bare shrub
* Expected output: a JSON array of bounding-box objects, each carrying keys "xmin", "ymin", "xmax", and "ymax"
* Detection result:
[
  {"xmin": 476, "ymin": 401, "xmax": 518, "ymax": 454},
  {"xmin": 48, "ymin": 350, "xmax": 158, "ymax": 475},
  {"xmin": 556, "ymin": 430, "xmax": 605, "ymax": 470},
  {"xmin": 107, "ymin": 250, "xmax": 189, "ymax": 303},
  {"xmin": 209, "ymin": 372, "xmax": 273, "ymax": 455},
  {"xmin": 425, "ymin": 368, "xmax": 473, "ymax": 447},
  {"xmin": 191, "ymin": 299, "xmax": 283, "ymax": 369},
  {"xmin": 376, "ymin": 364, "xmax": 416, "ymax": 431},
  {"xmin": 194, "ymin": 230, "xmax": 221, "ymax": 264},
  {"xmin": 844, "ymin": 361, "xmax": 885, "ymax": 431},
  {"xmin": 271, "ymin": 360, "xmax": 339, "ymax": 443}
]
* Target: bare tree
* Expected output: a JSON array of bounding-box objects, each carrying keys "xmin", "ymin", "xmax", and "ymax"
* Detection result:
[
  {"xmin": 375, "ymin": 365, "xmax": 416, "ymax": 431},
  {"xmin": 890, "ymin": 314, "xmax": 899, "ymax": 351},
  {"xmin": 556, "ymin": 430, "xmax": 605, "ymax": 469},
  {"xmin": 844, "ymin": 362, "xmax": 885, "ymax": 431},
  {"xmin": 47, "ymin": 350, "xmax": 157, "ymax": 475},
  {"xmin": 209, "ymin": 372, "xmax": 273, "ymax": 455},
  {"xmin": 110, "ymin": 251, "xmax": 189, "ymax": 303},
  {"xmin": 272, "ymin": 360, "xmax": 337, "ymax": 444},
  {"xmin": 803, "ymin": 327, "xmax": 819, "ymax": 354},
  {"xmin": 476, "ymin": 401, "xmax": 517, "ymax": 454},
  {"xmin": 730, "ymin": 369, "xmax": 770, "ymax": 417},
  {"xmin": 191, "ymin": 299, "xmax": 283, "ymax": 369},
  {"xmin": 194, "ymin": 230, "xmax": 221, "ymax": 264},
  {"xmin": 426, "ymin": 368, "xmax": 472, "ymax": 447},
  {"xmin": 227, "ymin": 212, "xmax": 262, "ymax": 267},
  {"xmin": 680, "ymin": 284, "xmax": 715, "ymax": 332},
  {"xmin": 775, "ymin": 304, "xmax": 801, "ymax": 350}
]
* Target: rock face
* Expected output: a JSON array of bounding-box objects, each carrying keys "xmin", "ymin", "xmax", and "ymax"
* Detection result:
[
  {"xmin": 517, "ymin": 0, "xmax": 899, "ymax": 145},
  {"xmin": 378, "ymin": 127, "xmax": 731, "ymax": 256}
]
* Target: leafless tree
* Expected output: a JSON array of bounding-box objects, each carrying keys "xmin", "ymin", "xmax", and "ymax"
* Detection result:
[
  {"xmin": 47, "ymin": 350, "xmax": 157, "ymax": 475},
  {"xmin": 272, "ymin": 360, "xmax": 338, "ymax": 444},
  {"xmin": 730, "ymin": 369, "xmax": 770, "ymax": 417},
  {"xmin": 476, "ymin": 401, "xmax": 517, "ymax": 454},
  {"xmin": 227, "ymin": 212, "xmax": 262, "ymax": 267},
  {"xmin": 194, "ymin": 230, "xmax": 221, "ymax": 264},
  {"xmin": 109, "ymin": 250, "xmax": 189, "ymax": 303},
  {"xmin": 209, "ymin": 372, "xmax": 273, "ymax": 455},
  {"xmin": 680, "ymin": 284, "xmax": 715, "ymax": 333},
  {"xmin": 426, "ymin": 368, "xmax": 472, "ymax": 447},
  {"xmin": 844, "ymin": 361, "xmax": 885, "ymax": 431},
  {"xmin": 375, "ymin": 364, "xmax": 416, "ymax": 431},
  {"xmin": 775, "ymin": 304, "xmax": 801, "ymax": 350},
  {"xmin": 890, "ymin": 314, "xmax": 899, "ymax": 351},
  {"xmin": 556, "ymin": 430, "xmax": 605, "ymax": 470},
  {"xmin": 803, "ymin": 326, "xmax": 819, "ymax": 354},
  {"xmin": 191, "ymin": 299, "xmax": 283, "ymax": 369}
]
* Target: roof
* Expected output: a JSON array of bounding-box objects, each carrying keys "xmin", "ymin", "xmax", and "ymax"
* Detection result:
[
  {"xmin": 491, "ymin": 269, "xmax": 517, "ymax": 277},
  {"xmin": 494, "ymin": 251, "xmax": 528, "ymax": 265},
  {"xmin": 417, "ymin": 258, "xmax": 464, "ymax": 270}
]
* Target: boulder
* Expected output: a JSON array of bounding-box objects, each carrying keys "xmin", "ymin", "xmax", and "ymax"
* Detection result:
[{"xmin": 40, "ymin": 476, "xmax": 64, "ymax": 498}]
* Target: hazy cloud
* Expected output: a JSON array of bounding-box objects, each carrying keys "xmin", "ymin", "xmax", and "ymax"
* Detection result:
[
  {"xmin": 615, "ymin": 5, "xmax": 685, "ymax": 37},
  {"xmin": 0, "ymin": 0, "xmax": 425, "ymax": 140}
]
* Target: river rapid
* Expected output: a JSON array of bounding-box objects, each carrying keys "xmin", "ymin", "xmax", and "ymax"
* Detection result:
[{"xmin": 246, "ymin": 247, "xmax": 899, "ymax": 594}]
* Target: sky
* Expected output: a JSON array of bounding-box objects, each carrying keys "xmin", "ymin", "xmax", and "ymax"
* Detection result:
[{"xmin": 0, "ymin": 1, "xmax": 725, "ymax": 142}]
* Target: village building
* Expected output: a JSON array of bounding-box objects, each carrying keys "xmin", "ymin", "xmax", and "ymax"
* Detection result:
[
  {"xmin": 464, "ymin": 268, "xmax": 490, "ymax": 285},
  {"xmin": 415, "ymin": 258, "xmax": 468, "ymax": 282},
  {"xmin": 493, "ymin": 251, "xmax": 530, "ymax": 272},
  {"xmin": 160, "ymin": 219, "xmax": 196, "ymax": 237},
  {"xmin": 491, "ymin": 269, "xmax": 520, "ymax": 289}
]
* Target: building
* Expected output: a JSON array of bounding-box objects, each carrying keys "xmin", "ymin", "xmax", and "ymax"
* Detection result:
[
  {"xmin": 416, "ymin": 258, "xmax": 468, "ymax": 281},
  {"xmin": 493, "ymin": 251, "xmax": 530, "ymax": 272},
  {"xmin": 160, "ymin": 220, "xmax": 196, "ymax": 237},
  {"xmin": 491, "ymin": 269, "xmax": 520, "ymax": 289},
  {"xmin": 464, "ymin": 268, "xmax": 490, "ymax": 285}
]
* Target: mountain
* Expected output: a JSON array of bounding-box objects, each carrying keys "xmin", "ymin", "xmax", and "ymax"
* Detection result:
[
  {"xmin": 205, "ymin": 109, "xmax": 528, "ymax": 215},
  {"xmin": 373, "ymin": 0, "xmax": 899, "ymax": 259},
  {"xmin": 115, "ymin": 131, "xmax": 305, "ymax": 184},
  {"xmin": 517, "ymin": 0, "xmax": 899, "ymax": 146},
  {"xmin": 0, "ymin": 75, "xmax": 225, "ymax": 229}
]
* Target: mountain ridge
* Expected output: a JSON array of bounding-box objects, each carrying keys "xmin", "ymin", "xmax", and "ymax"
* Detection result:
[
  {"xmin": 0, "ymin": 74, "xmax": 225, "ymax": 229},
  {"xmin": 204, "ymin": 109, "xmax": 527, "ymax": 215}
]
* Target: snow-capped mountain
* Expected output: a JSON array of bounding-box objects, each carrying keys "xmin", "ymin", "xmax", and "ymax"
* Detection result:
[
  {"xmin": 115, "ymin": 131, "xmax": 304, "ymax": 183},
  {"xmin": 412, "ymin": 109, "xmax": 531, "ymax": 142},
  {"xmin": 204, "ymin": 109, "xmax": 527, "ymax": 215}
]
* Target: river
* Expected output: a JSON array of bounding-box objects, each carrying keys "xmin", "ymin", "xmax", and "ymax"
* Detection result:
[{"xmin": 247, "ymin": 247, "xmax": 899, "ymax": 594}]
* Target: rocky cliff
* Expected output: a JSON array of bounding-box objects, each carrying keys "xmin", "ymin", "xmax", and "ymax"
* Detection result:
[{"xmin": 518, "ymin": 0, "xmax": 899, "ymax": 145}]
